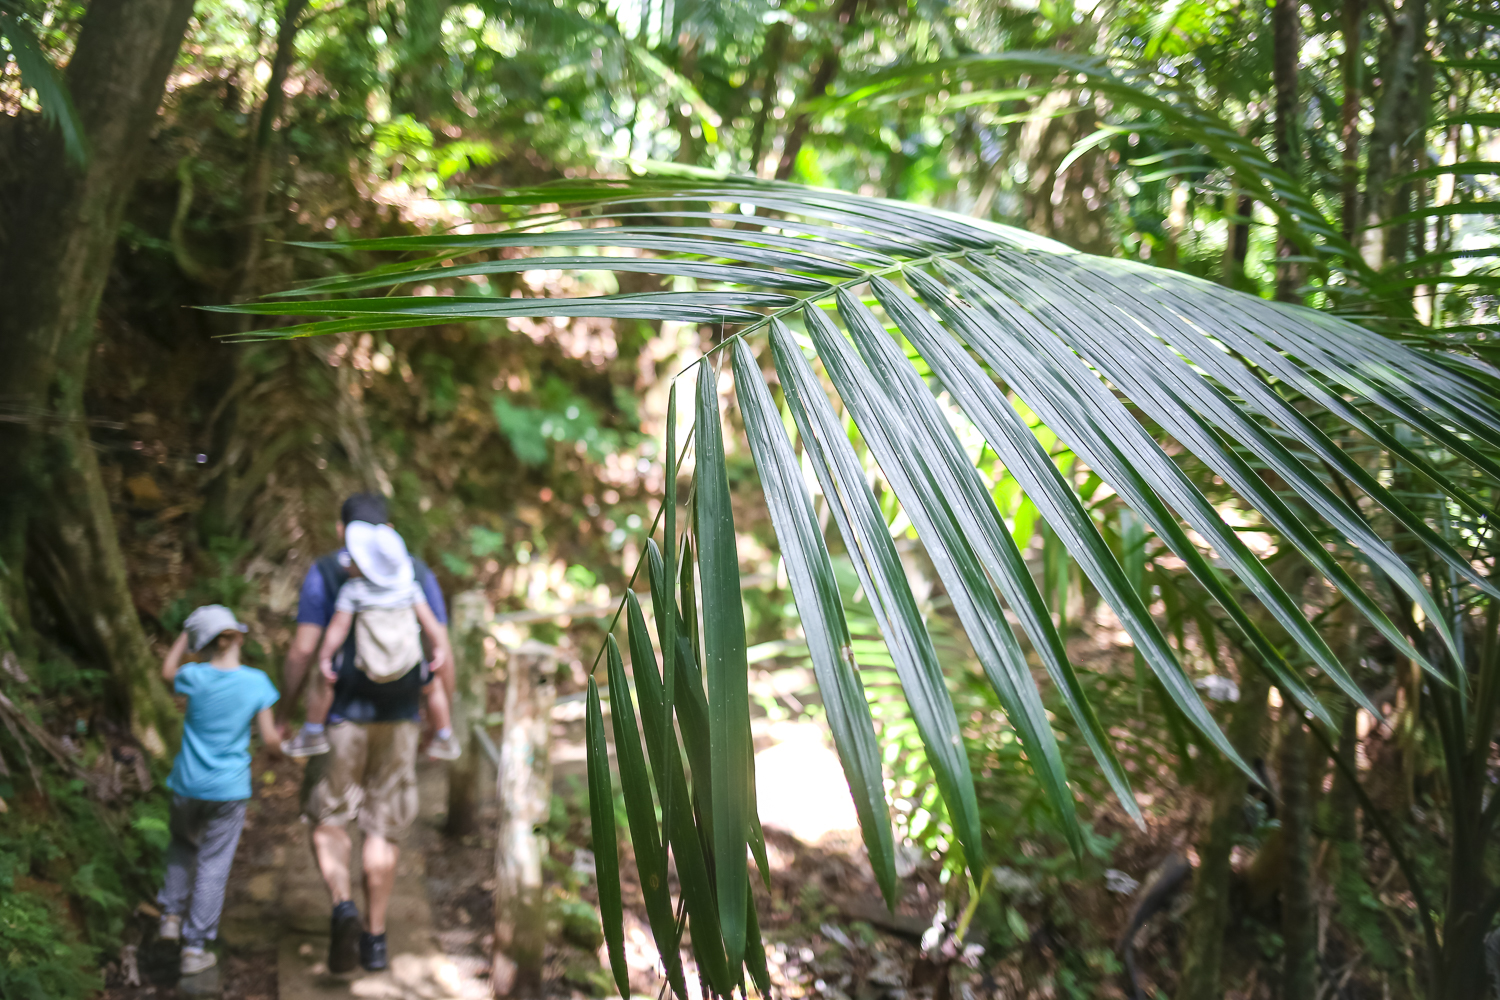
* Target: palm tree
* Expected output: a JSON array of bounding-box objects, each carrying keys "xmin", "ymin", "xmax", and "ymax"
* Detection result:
[{"xmin": 241, "ymin": 173, "xmax": 1500, "ymax": 997}]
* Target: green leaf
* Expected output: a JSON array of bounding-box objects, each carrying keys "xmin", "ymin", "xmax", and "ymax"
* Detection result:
[
  {"xmin": 1, "ymin": 12, "xmax": 88, "ymax": 166},
  {"xmin": 604, "ymin": 635, "xmax": 688, "ymax": 1000},
  {"xmin": 660, "ymin": 384, "xmax": 679, "ymax": 890},
  {"xmin": 585, "ymin": 678, "xmax": 629, "ymax": 999},
  {"xmin": 913, "ymin": 266, "xmax": 1261, "ymax": 772},
  {"xmin": 269, "ymin": 255, "xmax": 834, "ymax": 297},
  {"xmin": 1389, "ymin": 162, "xmax": 1500, "ymax": 184},
  {"xmin": 219, "ymin": 290, "xmax": 789, "ymax": 318},
  {"xmin": 744, "ymin": 886, "xmax": 771, "ymax": 997},
  {"xmin": 624, "ymin": 592, "xmax": 734, "ymax": 997},
  {"xmin": 287, "ymin": 227, "xmax": 871, "ymax": 277},
  {"xmin": 694, "ymin": 362, "xmax": 754, "ymax": 973},
  {"xmin": 945, "ymin": 256, "xmax": 1361, "ymax": 718},
  {"xmin": 771, "ymin": 317, "xmax": 987, "ymax": 874},
  {"xmin": 649, "ymin": 542, "xmax": 718, "ymax": 842},
  {"xmin": 730, "ymin": 338, "xmax": 899, "ymax": 905},
  {"xmin": 1050, "ymin": 257, "xmax": 1472, "ymax": 664},
  {"xmin": 862, "ymin": 280, "xmax": 1128, "ymax": 798},
  {"xmin": 817, "ymin": 293, "xmax": 1082, "ymax": 856}
]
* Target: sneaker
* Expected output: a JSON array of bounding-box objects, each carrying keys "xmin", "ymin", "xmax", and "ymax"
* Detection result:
[
  {"xmin": 282, "ymin": 728, "xmax": 330, "ymax": 757},
  {"xmin": 328, "ymin": 900, "xmax": 362, "ymax": 974},
  {"xmin": 359, "ymin": 931, "xmax": 388, "ymax": 971},
  {"xmin": 425, "ymin": 731, "xmax": 461, "ymax": 761},
  {"xmin": 159, "ymin": 914, "xmax": 182, "ymax": 942},
  {"xmin": 180, "ymin": 947, "xmax": 217, "ymax": 976}
]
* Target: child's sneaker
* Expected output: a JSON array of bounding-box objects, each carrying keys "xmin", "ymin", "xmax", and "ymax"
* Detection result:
[
  {"xmin": 425, "ymin": 730, "xmax": 461, "ymax": 761},
  {"xmin": 180, "ymin": 946, "xmax": 217, "ymax": 976},
  {"xmin": 159, "ymin": 914, "xmax": 182, "ymax": 942},
  {"xmin": 281, "ymin": 727, "xmax": 330, "ymax": 757}
]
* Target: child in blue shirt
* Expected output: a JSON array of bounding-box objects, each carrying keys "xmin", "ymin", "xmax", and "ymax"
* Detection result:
[{"xmin": 156, "ymin": 605, "xmax": 281, "ymax": 977}]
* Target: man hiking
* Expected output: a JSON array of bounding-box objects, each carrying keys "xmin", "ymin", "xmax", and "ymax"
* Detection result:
[
  {"xmin": 279, "ymin": 492, "xmax": 456, "ymax": 973},
  {"xmin": 281, "ymin": 493, "xmax": 459, "ymax": 761}
]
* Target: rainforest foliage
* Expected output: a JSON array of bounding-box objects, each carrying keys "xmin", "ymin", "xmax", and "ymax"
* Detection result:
[{"xmin": 2, "ymin": 0, "xmax": 1499, "ymax": 997}]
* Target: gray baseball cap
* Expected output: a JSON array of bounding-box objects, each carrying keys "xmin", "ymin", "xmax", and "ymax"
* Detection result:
[{"xmin": 183, "ymin": 604, "xmax": 249, "ymax": 652}]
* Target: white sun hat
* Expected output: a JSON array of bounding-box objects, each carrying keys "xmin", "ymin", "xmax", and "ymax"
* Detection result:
[
  {"xmin": 183, "ymin": 604, "xmax": 249, "ymax": 652},
  {"xmin": 344, "ymin": 520, "xmax": 415, "ymax": 590}
]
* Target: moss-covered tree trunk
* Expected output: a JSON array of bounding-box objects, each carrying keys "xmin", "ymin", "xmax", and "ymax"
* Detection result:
[
  {"xmin": 1279, "ymin": 715, "xmax": 1317, "ymax": 1000},
  {"xmin": 0, "ymin": 0, "xmax": 198, "ymax": 752}
]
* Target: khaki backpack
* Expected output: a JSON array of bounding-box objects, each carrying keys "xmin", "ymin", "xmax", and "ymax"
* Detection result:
[{"xmin": 352, "ymin": 605, "xmax": 423, "ymax": 683}]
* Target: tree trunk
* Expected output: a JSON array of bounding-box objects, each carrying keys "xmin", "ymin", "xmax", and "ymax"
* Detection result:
[
  {"xmin": 1221, "ymin": 192, "xmax": 1254, "ymax": 289},
  {"xmin": 1280, "ymin": 715, "xmax": 1317, "ymax": 1000},
  {"xmin": 773, "ymin": 0, "xmax": 859, "ymax": 181},
  {"xmin": 197, "ymin": 0, "xmax": 309, "ymax": 544},
  {"xmin": 1272, "ymin": 0, "xmax": 1303, "ymax": 302},
  {"xmin": 1339, "ymin": 0, "xmax": 1364, "ymax": 242},
  {"xmin": 1176, "ymin": 666, "xmax": 1271, "ymax": 1000},
  {"xmin": 746, "ymin": 21, "xmax": 789, "ymax": 177},
  {"xmin": 446, "ymin": 589, "xmax": 492, "ymax": 838},
  {"xmin": 1434, "ymin": 605, "xmax": 1495, "ymax": 997},
  {"xmin": 1018, "ymin": 86, "xmax": 1115, "ymax": 256},
  {"xmin": 492, "ymin": 641, "xmax": 557, "ymax": 997},
  {"xmin": 1359, "ymin": 0, "xmax": 1426, "ymax": 268},
  {"xmin": 0, "ymin": 0, "xmax": 199, "ymax": 751}
]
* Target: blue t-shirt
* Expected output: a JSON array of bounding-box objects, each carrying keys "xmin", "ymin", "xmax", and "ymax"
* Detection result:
[
  {"xmin": 295, "ymin": 550, "xmax": 447, "ymax": 724},
  {"xmin": 167, "ymin": 664, "xmax": 280, "ymax": 801}
]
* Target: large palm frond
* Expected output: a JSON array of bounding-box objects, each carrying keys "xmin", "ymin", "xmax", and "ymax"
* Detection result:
[{"xmin": 239, "ymin": 174, "xmax": 1500, "ymax": 996}]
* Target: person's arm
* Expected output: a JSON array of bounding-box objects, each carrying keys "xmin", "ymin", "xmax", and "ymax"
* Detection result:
[
  {"xmin": 284, "ymin": 565, "xmax": 336, "ymax": 723},
  {"xmin": 317, "ymin": 611, "xmax": 354, "ymax": 682},
  {"xmin": 161, "ymin": 631, "xmax": 191, "ymax": 685},
  {"xmin": 279, "ymin": 623, "xmax": 325, "ymax": 724},
  {"xmin": 256, "ymin": 707, "xmax": 283, "ymax": 757},
  {"xmin": 414, "ymin": 601, "xmax": 452, "ymax": 677}
]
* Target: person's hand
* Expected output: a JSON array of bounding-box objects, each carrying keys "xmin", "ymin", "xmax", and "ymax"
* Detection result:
[
  {"xmin": 427, "ymin": 645, "xmax": 449, "ymax": 675},
  {"xmin": 318, "ymin": 658, "xmax": 338, "ymax": 683}
]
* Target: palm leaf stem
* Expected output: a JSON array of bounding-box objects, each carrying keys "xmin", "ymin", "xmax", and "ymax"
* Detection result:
[
  {"xmin": 587, "ymin": 412, "xmax": 697, "ymax": 678},
  {"xmin": 662, "ymin": 249, "xmax": 977, "ymax": 385}
]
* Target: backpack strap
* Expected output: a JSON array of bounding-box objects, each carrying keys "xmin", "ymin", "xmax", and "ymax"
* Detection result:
[{"xmin": 314, "ymin": 552, "xmax": 349, "ymax": 611}]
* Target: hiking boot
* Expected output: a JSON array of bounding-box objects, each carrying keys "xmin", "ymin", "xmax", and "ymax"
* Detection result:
[
  {"xmin": 159, "ymin": 914, "xmax": 182, "ymax": 943},
  {"xmin": 425, "ymin": 731, "xmax": 461, "ymax": 761},
  {"xmin": 180, "ymin": 947, "xmax": 217, "ymax": 976},
  {"xmin": 359, "ymin": 931, "xmax": 388, "ymax": 971},
  {"xmin": 281, "ymin": 728, "xmax": 331, "ymax": 757},
  {"xmin": 328, "ymin": 900, "xmax": 362, "ymax": 974}
]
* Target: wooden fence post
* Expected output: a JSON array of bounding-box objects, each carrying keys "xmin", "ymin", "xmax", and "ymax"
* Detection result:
[
  {"xmin": 491, "ymin": 640, "xmax": 557, "ymax": 997},
  {"xmin": 445, "ymin": 589, "xmax": 491, "ymax": 838}
]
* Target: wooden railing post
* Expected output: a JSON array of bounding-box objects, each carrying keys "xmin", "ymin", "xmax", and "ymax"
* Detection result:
[
  {"xmin": 445, "ymin": 589, "xmax": 491, "ymax": 838},
  {"xmin": 491, "ymin": 640, "xmax": 557, "ymax": 997}
]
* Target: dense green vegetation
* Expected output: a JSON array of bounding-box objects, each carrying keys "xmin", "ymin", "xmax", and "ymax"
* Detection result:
[{"xmin": 3, "ymin": 0, "xmax": 1499, "ymax": 997}]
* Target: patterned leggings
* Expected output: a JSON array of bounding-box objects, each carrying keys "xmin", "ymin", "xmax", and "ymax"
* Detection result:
[{"xmin": 157, "ymin": 795, "xmax": 248, "ymax": 947}]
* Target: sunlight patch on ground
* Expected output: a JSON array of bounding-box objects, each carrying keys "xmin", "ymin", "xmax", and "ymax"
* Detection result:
[{"xmin": 753, "ymin": 722, "xmax": 861, "ymax": 850}]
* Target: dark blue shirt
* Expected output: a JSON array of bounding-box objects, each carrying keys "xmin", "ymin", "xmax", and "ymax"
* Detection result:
[{"xmin": 296, "ymin": 550, "xmax": 447, "ymax": 724}]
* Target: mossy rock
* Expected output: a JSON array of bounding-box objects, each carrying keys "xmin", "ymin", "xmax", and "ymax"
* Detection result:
[
  {"xmin": 557, "ymin": 899, "xmax": 604, "ymax": 950},
  {"xmin": 561, "ymin": 959, "xmax": 615, "ymax": 996}
]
